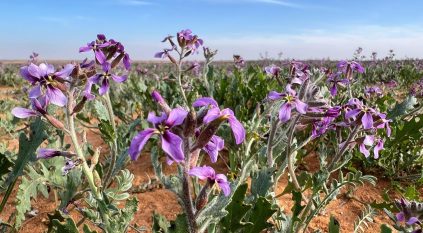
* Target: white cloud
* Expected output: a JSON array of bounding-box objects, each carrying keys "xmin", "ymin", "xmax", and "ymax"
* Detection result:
[{"xmin": 117, "ymin": 0, "xmax": 152, "ymax": 6}]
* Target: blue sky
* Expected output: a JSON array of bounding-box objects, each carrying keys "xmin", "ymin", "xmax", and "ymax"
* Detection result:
[{"xmin": 1, "ymin": 0, "xmax": 422, "ymax": 60}]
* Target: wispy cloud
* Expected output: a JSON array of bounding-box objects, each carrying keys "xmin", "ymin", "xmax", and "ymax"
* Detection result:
[
  {"xmin": 249, "ymin": 0, "xmax": 302, "ymax": 8},
  {"xmin": 117, "ymin": 0, "xmax": 153, "ymax": 6}
]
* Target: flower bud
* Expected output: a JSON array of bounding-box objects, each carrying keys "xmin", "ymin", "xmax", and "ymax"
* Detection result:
[{"xmin": 151, "ymin": 90, "xmax": 171, "ymax": 115}]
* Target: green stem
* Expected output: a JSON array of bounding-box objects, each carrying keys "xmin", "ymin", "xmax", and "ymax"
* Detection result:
[
  {"xmin": 102, "ymin": 92, "xmax": 118, "ymax": 187},
  {"xmin": 66, "ymin": 88, "xmax": 109, "ymax": 230}
]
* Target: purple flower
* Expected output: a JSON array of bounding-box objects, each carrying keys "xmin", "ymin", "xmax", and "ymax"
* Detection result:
[
  {"xmin": 268, "ymin": 84, "xmax": 308, "ymax": 123},
  {"xmin": 355, "ymin": 135, "xmax": 381, "ymax": 158},
  {"xmin": 20, "ymin": 63, "xmax": 74, "ymax": 107},
  {"xmin": 62, "ymin": 158, "xmax": 76, "ymax": 176},
  {"xmin": 233, "ymin": 55, "xmax": 245, "ymax": 68},
  {"xmin": 327, "ymin": 71, "xmax": 349, "ymax": 96},
  {"xmin": 192, "ymin": 97, "xmax": 218, "ymax": 108},
  {"xmin": 200, "ymin": 106, "xmax": 245, "ymax": 145},
  {"xmin": 395, "ymin": 198, "xmax": 423, "ymax": 228},
  {"xmin": 202, "ymin": 135, "xmax": 224, "ymax": 163},
  {"xmin": 337, "ymin": 60, "xmax": 365, "ymax": 74},
  {"xmin": 345, "ymin": 98, "xmax": 377, "ymax": 130},
  {"xmin": 154, "ymin": 46, "xmax": 176, "ymax": 59},
  {"xmin": 365, "ymin": 86, "xmax": 382, "ymax": 97},
  {"xmin": 189, "ymin": 166, "xmax": 230, "ymax": 196},
  {"xmin": 264, "ymin": 64, "xmax": 281, "ymax": 77},
  {"xmin": 129, "ymin": 108, "xmax": 188, "ymax": 164},
  {"xmin": 311, "ymin": 117, "xmax": 335, "ymax": 139},
  {"xmin": 37, "ymin": 148, "xmax": 62, "ymax": 159},
  {"xmin": 177, "ymin": 29, "xmax": 203, "ymax": 53},
  {"xmin": 80, "ymin": 35, "xmax": 131, "ymax": 70},
  {"xmin": 12, "ymin": 97, "xmax": 48, "ymax": 119},
  {"xmin": 374, "ymin": 113, "xmax": 392, "ymax": 137},
  {"xmin": 85, "ymin": 62, "xmax": 127, "ymax": 96}
]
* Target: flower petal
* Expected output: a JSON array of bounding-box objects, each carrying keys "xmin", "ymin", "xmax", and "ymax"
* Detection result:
[
  {"xmin": 37, "ymin": 148, "xmax": 62, "ymax": 159},
  {"xmin": 99, "ymin": 78, "xmax": 109, "ymax": 96},
  {"xmin": 111, "ymin": 74, "xmax": 127, "ymax": 83},
  {"xmin": 268, "ymin": 91, "xmax": 284, "ymax": 100},
  {"xmin": 95, "ymin": 50, "xmax": 107, "ymax": 64},
  {"xmin": 129, "ymin": 128, "xmax": 156, "ymax": 160},
  {"xmin": 161, "ymin": 131, "xmax": 184, "ymax": 163},
  {"xmin": 165, "ymin": 107, "xmax": 188, "ymax": 127},
  {"xmin": 361, "ymin": 112, "xmax": 374, "ymax": 129},
  {"xmin": 279, "ymin": 103, "xmax": 292, "ymax": 123},
  {"xmin": 373, "ymin": 139, "xmax": 383, "ymax": 159},
  {"xmin": 28, "ymin": 85, "xmax": 42, "ymax": 99},
  {"xmin": 188, "ymin": 166, "xmax": 215, "ymax": 180},
  {"xmin": 147, "ymin": 112, "xmax": 167, "ymax": 125},
  {"xmin": 55, "ymin": 64, "xmax": 75, "ymax": 79},
  {"xmin": 216, "ymin": 174, "xmax": 231, "ymax": 196},
  {"xmin": 294, "ymin": 99, "xmax": 308, "ymax": 114},
  {"xmin": 11, "ymin": 107, "xmax": 38, "ymax": 118},
  {"xmin": 192, "ymin": 97, "xmax": 218, "ymax": 108},
  {"xmin": 345, "ymin": 109, "xmax": 361, "ymax": 119},
  {"xmin": 227, "ymin": 114, "xmax": 245, "ymax": 144},
  {"xmin": 46, "ymin": 86, "xmax": 67, "ymax": 107},
  {"xmin": 359, "ymin": 143, "xmax": 370, "ymax": 157},
  {"xmin": 203, "ymin": 107, "xmax": 221, "ymax": 124}
]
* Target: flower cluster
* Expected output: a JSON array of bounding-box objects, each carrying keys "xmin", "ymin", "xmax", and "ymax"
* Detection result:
[
  {"xmin": 129, "ymin": 92, "xmax": 246, "ymax": 197},
  {"xmin": 155, "ymin": 29, "xmax": 204, "ymax": 62},
  {"xmin": 80, "ymin": 34, "xmax": 131, "ymax": 97},
  {"xmin": 395, "ymin": 198, "xmax": 423, "ymax": 232}
]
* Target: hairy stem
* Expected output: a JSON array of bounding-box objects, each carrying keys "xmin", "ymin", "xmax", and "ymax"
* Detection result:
[
  {"xmin": 102, "ymin": 92, "xmax": 118, "ymax": 187},
  {"xmin": 66, "ymin": 88, "xmax": 109, "ymax": 229},
  {"xmin": 182, "ymin": 137, "xmax": 197, "ymax": 233}
]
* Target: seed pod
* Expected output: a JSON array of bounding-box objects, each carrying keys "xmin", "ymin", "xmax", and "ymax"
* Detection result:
[
  {"xmin": 298, "ymin": 77, "xmax": 310, "ymax": 100},
  {"xmin": 183, "ymin": 111, "xmax": 196, "ymax": 137},
  {"xmin": 72, "ymin": 96, "xmax": 87, "ymax": 114},
  {"xmin": 111, "ymin": 53, "xmax": 125, "ymax": 69},
  {"xmin": 189, "ymin": 149, "xmax": 201, "ymax": 168},
  {"xmin": 307, "ymin": 100, "xmax": 328, "ymax": 107},
  {"xmin": 191, "ymin": 117, "xmax": 226, "ymax": 152},
  {"xmin": 304, "ymin": 111, "xmax": 327, "ymax": 118},
  {"xmin": 195, "ymin": 181, "xmax": 211, "ymax": 211},
  {"xmin": 44, "ymin": 114, "xmax": 65, "ymax": 130},
  {"xmin": 91, "ymin": 147, "xmax": 101, "ymax": 169},
  {"xmin": 167, "ymin": 54, "xmax": 177, "ymax": 65}
]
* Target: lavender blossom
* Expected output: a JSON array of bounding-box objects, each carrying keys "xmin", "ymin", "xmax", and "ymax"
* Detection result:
[
  {"xmin": 233, "ymin": 55, "xmax": 245, "ymax": 68},
  {"xmin": 129, "ymin": 108, "xmax": 188, "ymax": 164},
  {"xmin": 264, "ymin": 64, "xmax": 281, "ymax": 77},
  {"xmin": 327, "ymin": 71, "xmax": 349, "ymax": 96},
  {"xmin": 395, "ymin": 198, "xmax": 423, "ymax": 229},
  {"xmin": 268, "ymin": 84, "xmax": 308, "ymax": 123},
  {"xmin": 337, "ymin": 60, "xmax": 365, "ymax": 74},
  {"xmin": 189, "ymin": 166, "xmax": 230, "ymax": 196},
  {"xmin": 85, "ymin": 62, "xmax": 127, "ymax": 96},
  {"xmin": 365, "ymin": 86, "xmax": 382, "ymax": 97},
  {"xmin": 345, "ymin": 98, "xmax": 378, "ymax": 130},
  {"xmin": 20, "ymin": 63, "xmax": 74, "ymax": 106},
  {"xmin": 193, "ymin": 97, "xmax": 245, "ymax": 144}
]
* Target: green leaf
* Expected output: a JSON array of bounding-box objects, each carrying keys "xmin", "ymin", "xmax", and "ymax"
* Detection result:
[
  {"xmin": 328, "ymin": 216, "xmax": 340, "ymax": 233},
  {"xmin": 250, "ymin": 168, "xmax": 274, "ymax": 197},
  {"xmin": 244, "ymin": 197, "xmax": 276, "ymax": 233},
  {"xmin": 98, "ymin": 120, "xmax": 115, "ymax": 143},
  {"xmin": 380, "ymin": 224, "xmax": 392, "ymax": 233},
  {"xmin": 51, "ymin": 218, "xmax": 79, "ymax": 233},
  {"xmin": 59, "ymin": 169, "xmax": 82, "ymax": 209},
  {"xmin": 94, "ymin": 100, "xmax": 110, "ymax": 122},
  {"xmin": 152, "ymin": 212, "xmax": 170, "ymax": 233},
  {"xmin": 388, "ymin": 96, "xmax": 417, "ymax": 119},
  {"xmin": 220, "ymin": 183, "xmax": 253, "ymax": 232},
  {"xmin": 168, "ymin": 214, "xmax": 189, "ymax": 233},
  {"xmin": 0, "ymin": 118, "xmax": 47, "ymax": 213},
  {"xmin": 82, "ymin": 224, "xmax": 98, "ymax": 233}
]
